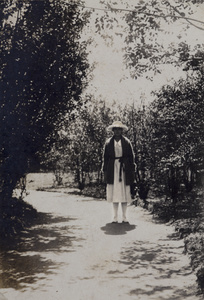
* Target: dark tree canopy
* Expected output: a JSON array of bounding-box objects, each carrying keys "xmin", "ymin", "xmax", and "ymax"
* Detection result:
[{"xmin": 0, "ymin": 0, "xmax": 89, "ymax": 200}]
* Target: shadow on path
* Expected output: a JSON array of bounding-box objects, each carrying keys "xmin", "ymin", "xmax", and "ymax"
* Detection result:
[
  {"xmin": 118, "ymin": 240, "xmax": 196, "ymax": 299},
  {"xmin": 0, "ymin": 213, "xmax": 83, "ymax": 290},
  {"xmin": 101, "ymin": 222, "xmax": 136, "ymax": 235}
]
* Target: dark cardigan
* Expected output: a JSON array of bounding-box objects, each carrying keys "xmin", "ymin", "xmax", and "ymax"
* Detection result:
[{"xmin": 102, "ymin": 135, "xmax": 135, "ymax": 185}]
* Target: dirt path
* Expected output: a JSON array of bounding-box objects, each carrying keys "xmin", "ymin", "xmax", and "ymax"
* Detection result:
[{"xmin": 1, "ymin": 190, "xmax": 201, "ymax": 300}]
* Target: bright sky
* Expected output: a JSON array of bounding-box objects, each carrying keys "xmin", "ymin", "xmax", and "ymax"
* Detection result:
[{"xmin": 80, "ymin": 0, "xmax": 204, "ymax": 108}]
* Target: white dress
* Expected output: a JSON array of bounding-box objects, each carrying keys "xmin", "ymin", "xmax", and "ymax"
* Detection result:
[{"xmin": 106, "ymin": 140, "xmax": 132, "ymax": 203}]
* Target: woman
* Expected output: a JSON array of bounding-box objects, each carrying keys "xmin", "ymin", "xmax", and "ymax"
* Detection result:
[{"xmin": 102, "ymin": 120, "xmax": 135, "ymax": 223}]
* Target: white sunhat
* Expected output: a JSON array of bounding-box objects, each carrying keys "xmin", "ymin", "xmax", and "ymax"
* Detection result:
[{"xmin": 107, "ymin": 120, "xmax": 128, "ymax": 131}]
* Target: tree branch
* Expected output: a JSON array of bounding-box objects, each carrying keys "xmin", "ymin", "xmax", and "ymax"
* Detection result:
[{"xmin": 165, "ymin": 1, "xmax": 204, "ymax": 31}]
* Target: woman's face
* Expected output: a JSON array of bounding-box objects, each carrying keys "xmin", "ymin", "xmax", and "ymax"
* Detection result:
[{"xmin": 113, "ymin": 127, "xmax": 123, "ymax": 138}]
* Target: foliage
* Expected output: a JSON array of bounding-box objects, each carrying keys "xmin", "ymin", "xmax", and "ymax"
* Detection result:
[
  {"xmin": 152, "ymin": 190, "xmax": 201, "ymax": 222},
  {"xmin": 0, "ymin": 197, "xmax": 38, "ymax": 238},
  {"xmin": 0, "ymin": 0, "xmax": 89, "ymax": 201},
  {"xmin": 182, "ymin": 190, "xmax": 204, "ymax": 294},
  {"xmin": 152, "ymin": 188, "xmax": 204, "ymax": 294},
  {"xmin": 123, "ymin": 0, "xmax": 204, "ymax": 78},
  {"xmin": 147, "ymin": 68, "xmax": 204, "ymax": 200},
  {"xmin": 75, "ymin": 182, "xmax": 106, "ymax": 199},
  {"xmin": 93, "ymin": 0, "xmax": 204, "ymax": 79},
  {"xmin": 43, "ymin": 97, "xmax": 115, "ymax": 189}
]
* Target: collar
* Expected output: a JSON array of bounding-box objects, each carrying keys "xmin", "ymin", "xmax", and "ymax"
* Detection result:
[{"xmin": 114, "ymin": 139, "xmax": 122, "ymax": 146}]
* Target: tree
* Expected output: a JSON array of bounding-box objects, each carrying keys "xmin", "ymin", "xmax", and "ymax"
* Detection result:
[
  {"xmin": 43, "ymin": 96, "xmax": 115, "ymax": 189},
  {"xmin": 123, "ymin": 0, "xmax": 204, "ymax": 76},
  {"xmin": 0, "ymin": 0, "xmax": 89, "ymax": 201},
  {"xmin": 148, "ymin": 70, "xmax": 204, "ymax": 200},
  {"xmin": 92, "ymin": 0, "xmax": 204, "ymax": 79}
]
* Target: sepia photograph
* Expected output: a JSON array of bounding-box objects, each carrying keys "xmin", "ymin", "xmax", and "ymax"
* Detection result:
[{"xmin": 0, "ymin": 0, "xmax": 204, "ymax": 299}]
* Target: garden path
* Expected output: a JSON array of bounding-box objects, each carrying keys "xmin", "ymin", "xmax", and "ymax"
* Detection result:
[{"xmin": 0, "ymin": 190, "xmax": 202, "ymax": 300}]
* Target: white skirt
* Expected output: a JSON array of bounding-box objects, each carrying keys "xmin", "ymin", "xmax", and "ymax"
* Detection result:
[{"xmin": 106, "ymin": 159, "xmax": 132, "ymax": 203}]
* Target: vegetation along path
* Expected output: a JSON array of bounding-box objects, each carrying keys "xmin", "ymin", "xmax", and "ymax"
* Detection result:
[{"xmin": 1, "ymin": 190, "xmax": 202, "ymax": 300}]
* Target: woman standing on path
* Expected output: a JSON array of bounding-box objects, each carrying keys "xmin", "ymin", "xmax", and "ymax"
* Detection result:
[{"xmin": 102, "ymin": 121, "xmax": 135, "ymax": 223}]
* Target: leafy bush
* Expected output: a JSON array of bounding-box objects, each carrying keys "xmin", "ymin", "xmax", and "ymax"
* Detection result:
[
  {"xmin": 0, "ymin": 198, "xmax": 38, "ymax": 239},
  {"xmin": 77, "ymin": 182, "xmax": 106, "ymax": 199},
  {"xmin": 152, "ymin": 188, "xmax": 204, "ymax": 295},
  {"xmin": 185, "ymin": 233, "xmax": 204, "ymax": 294}
]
